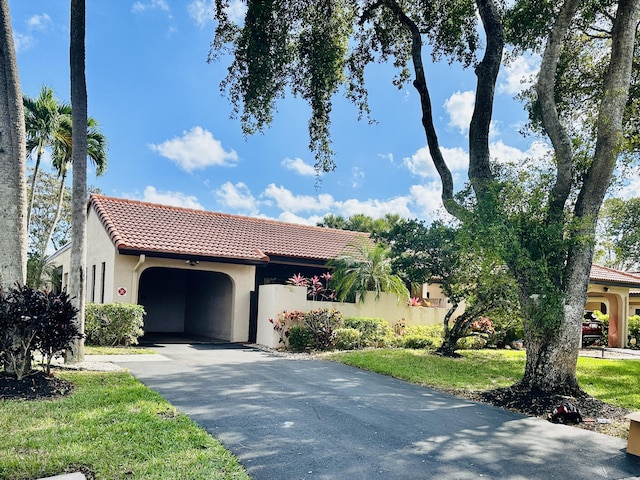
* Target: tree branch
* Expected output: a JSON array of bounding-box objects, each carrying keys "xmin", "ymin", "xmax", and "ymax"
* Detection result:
[
  {"xmin": 468, "ymin": 0, "xmax": 504, "ymax": 200},
  {"xmin": 536, "ymin": 0, "xmax": 581, "ymax": 223},
  {"xmin": 381, "ymin": 0, "xmax": 466, "ymax": 220}
]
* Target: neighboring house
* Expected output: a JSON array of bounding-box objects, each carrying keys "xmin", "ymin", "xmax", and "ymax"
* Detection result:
[
  {"xmin": 586, "ymin": 265, "xmax": 640, "ymax": 347},
  {"xmin": 47, "ymin": 194, "xmax": 368, "ymax": 343}
]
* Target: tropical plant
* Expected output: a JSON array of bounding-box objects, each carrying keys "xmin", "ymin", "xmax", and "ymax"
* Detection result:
[
  {"xmin": 329, "ymin": 238, "xmax": 409, "ymax": 303},
  {"xmin": 23, "ymin": 86, "xmax": 71, "ymax": 229},
  {"xmin": 287, "ymin": 272, "xmax": 335, "ymax": 300}
]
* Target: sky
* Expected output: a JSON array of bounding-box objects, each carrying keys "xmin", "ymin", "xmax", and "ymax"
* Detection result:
[{"xmin": 8, "ymin": 0, "xmax": 639, "ymax": 229}]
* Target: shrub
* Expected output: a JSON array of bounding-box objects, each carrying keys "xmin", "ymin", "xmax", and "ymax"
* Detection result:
[
  {"xmin": 288, "ymin": 325, "xmax": 312, "ymax": 352},
  {"xmin": 85, "ymin": 303, "xmax": 145, "ymax": 346},
  {"xmin": 391, "ymin": 324, "xmax": 443, "ymax": 350},
  {"xmin": 35, "ymin": 290, "xmax": 81, "ymax": 374},
  {"xmin": 397, "ymin": 334, "xmax": 436, "ymax": 349},
  {"xmin": 0, "ymin": 285, "xmax": 80, "ymax": 379},
  {"xmin": 628, "ymin": 315, "xmax": 640, "ymax": 346},
  {"xmin": 456, "ymin": 335, "xmax": 488, "ymax": 350},
  {"xmin": 334, "ymin": 328, "xmax": 362, "ymax": 350},
  {"xmin": 304, "ymin": 308, "xmax": 343, "ymax": 351},
  {"xmin": 343, "ymin": 317, "xmax": 392, "ymax": 347}
]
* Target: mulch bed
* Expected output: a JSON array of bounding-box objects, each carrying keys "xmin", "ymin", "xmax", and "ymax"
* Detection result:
[{"xmin": 0, "ymin": 371, "xmax": 74, "ymax": 400}]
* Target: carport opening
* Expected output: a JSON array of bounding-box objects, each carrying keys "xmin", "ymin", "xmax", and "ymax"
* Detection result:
[{"xmin": 138, "ymin": 267, "xmax": 233, "ymax": 342}]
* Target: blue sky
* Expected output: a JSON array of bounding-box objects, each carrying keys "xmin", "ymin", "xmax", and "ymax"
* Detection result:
[{"xmin": 11, "ymin": 1, "xmax": 635, "ymax": 227}]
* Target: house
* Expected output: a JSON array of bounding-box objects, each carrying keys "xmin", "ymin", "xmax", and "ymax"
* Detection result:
[
  {"xmin": 48, "ymin": 194, "xmax": 369, "ymax": 343},
  {"xmin": 47, "ymin": 194, "xmax": 640, "ymax": 348},
  {"xmin": 586, "ymin": 265, "xmax": 640, "ymax": 347}
]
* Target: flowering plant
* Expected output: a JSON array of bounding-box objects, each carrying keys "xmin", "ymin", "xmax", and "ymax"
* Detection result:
[
  {"xmin": 268, "ymin": 310, "xmax": 305, "ymax": 344},
  {"xmin": 287, "ymin": 272, "xmax": 335, "ymax": 301}
]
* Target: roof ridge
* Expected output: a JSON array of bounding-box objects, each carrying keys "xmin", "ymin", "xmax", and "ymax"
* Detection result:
[{"xmin": 90, "ymin": 193, "xmax": 369, "ymax": 236}]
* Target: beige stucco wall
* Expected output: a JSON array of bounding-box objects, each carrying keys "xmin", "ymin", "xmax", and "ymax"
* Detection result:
[
  {"xmin": 48, "ymin": 206, "xmax": 257, "ymax": 343},
  {"xmin": 586, "ymin": 284, "xmax": 630, "ymax": 347},
  {"xmin": 256, "ymin": 284, "xmax": 459, "ymax": 349}
]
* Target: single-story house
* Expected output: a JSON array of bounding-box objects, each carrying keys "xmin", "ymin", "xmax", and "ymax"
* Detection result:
[
  {"xmin": 48, "ymin": 194, "xmax": 369, "ymax": 343},
  {"xmin": 48, "ymin": 194, "xmax": 640, "ymax": 348}
]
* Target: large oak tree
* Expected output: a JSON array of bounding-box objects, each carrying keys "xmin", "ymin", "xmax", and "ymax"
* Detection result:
[{"xmin": 212, "ymin": 0, "xmax": 639, "ymax": 394}]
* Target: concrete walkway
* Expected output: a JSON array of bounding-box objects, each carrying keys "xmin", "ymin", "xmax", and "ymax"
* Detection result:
[{"xmin": 105, "ymin": 343, "xmax": 640, "ymax": 480}]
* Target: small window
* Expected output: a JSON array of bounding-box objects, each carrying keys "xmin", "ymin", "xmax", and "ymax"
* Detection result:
[
  {"xmin": 100, "ymin": 262, "xmax": 106, "ymax": 303},
  {"xmin": 91, "ymin": 265, "xmax": 96, "ymax": 302}
]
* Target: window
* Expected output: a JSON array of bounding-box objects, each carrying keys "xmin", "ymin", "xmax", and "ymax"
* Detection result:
[
  {"xmin": 91, "ymin": 265, "xmax": 96, "ymax": 302},
  {"xmin": 100, "ymin": 262, "xmax": 106, "ymax": 303}
]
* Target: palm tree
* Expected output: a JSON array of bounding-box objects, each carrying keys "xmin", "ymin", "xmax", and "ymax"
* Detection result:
[
  {"xmin": 329, "ymin": 237, "xmax": 409, "ymax": 303},
  {"xmin": 68, "ymin": 0, "xmax": 88, "ymax": 363},
  {"xmin": 0, "ymin": 0, "xmax": 27, "ymax": 289},
  {"xmin": 30, "ymin": 115, "xmax": 107, "ymax": 287},
  {"xmin": 23, "ymin": 86, "xmax": 71, "ymax": 229}
]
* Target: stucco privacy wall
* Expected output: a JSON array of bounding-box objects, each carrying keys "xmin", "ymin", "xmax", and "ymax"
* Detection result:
[{"xmin": 256, "ymin": 284, "xmax": 458, "ymax": 348}]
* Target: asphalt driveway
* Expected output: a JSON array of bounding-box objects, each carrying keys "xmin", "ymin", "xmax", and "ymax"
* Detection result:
[{"xmin": 111, "ymin": 343, "xmax": 640, "ymax": 480}]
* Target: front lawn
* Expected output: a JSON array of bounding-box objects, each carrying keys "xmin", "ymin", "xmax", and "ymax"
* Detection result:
[
  {"xmin": 328, "ymin": 349, "xmax": 640, "ymax": 410},
  {"xmin": 0, "ymin": 371, "xmax": 249, "ymax": 480}
]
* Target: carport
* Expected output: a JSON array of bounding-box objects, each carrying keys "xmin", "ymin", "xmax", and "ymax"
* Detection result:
[{"xmin": 138, "ymin": 267, "xmax": 233, "ymax": 341}]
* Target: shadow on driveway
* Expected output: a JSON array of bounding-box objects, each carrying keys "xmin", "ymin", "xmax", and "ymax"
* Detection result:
[{"xmin": 113, "ymin": 344, "xmax": 640, "ymax": 480}]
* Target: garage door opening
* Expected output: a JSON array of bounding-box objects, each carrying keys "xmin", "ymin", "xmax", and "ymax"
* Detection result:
[{"xmin": 138, "ymin": 267, "xmax": 233, "ymax": 341}]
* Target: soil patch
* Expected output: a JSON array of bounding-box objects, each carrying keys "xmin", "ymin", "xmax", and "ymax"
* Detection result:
[{"xmin": 0, "ymin": 371, "xmax": 74, "ymax": 400}]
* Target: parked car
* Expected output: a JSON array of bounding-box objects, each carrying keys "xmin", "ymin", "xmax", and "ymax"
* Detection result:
[{"xmin": 582, "ymin": 312, "xmax": 604, "ymax": 346}]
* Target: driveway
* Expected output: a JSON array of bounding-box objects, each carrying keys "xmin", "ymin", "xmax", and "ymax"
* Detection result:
[{"xmin": 111, "ymin": 343, "xmax": 640, "ymax": 480}]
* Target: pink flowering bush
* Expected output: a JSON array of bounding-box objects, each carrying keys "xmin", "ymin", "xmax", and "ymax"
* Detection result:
[
  {"xmin": 287, "ymin": 272, "xmax": 335, "ymax": 301},
  {"xmin": 269, "ymin": 308, "xmax": 343, "ymax": 351}
]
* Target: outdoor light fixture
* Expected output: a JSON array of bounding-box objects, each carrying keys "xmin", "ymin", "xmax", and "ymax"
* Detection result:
[{"xmin": 186, "ymin": 260, "xmax": 199, "ymax": 266}]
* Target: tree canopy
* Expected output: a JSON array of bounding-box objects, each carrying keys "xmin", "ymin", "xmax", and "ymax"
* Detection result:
[{"xmin": 212, "ymin": 0, "xmax": 640, "ymax": 394}]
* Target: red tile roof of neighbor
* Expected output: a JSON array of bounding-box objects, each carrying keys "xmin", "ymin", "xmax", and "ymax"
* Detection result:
[
  {"xmin": 590, "ymin": 264, "xmax": 640, "ymax": 287},
  {"xmin": 90, "ymin": 194, "xmax": 368, "ymax": 263}
]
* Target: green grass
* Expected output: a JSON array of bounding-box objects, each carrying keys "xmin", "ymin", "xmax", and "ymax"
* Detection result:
[
  {"xmin": 328, "ymin": 349, "xmax": 640, "ymax": 410},
  {"xmin": 0, "ymin": 372, "xmax": 249, "ymax": 480},
  {"xmin": 85, "ymin": 345, "xmax": 156, "ymax": 355}
]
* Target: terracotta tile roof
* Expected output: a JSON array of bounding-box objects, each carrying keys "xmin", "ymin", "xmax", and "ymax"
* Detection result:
[
  {"xmin": 90, "ymin": 194, "xmax": 368, "ymax": 263},
  {"xmin": 590, "ymin": 264, "xmax": 640, "ymax": 287}
]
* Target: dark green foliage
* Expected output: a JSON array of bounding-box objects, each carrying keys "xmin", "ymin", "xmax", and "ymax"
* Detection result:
[
  {"xmin": 343, "ymin": 316, "xmax": 392, "ymax": 346},
  {"xmin": 287, "ymin": 325, "xmax": 312, "ymax": 352},
  {"xmin": 397, "ymin": 334, "xmax": 436, "ymax": 349},
  {"xmin": 85, "ymin": 303, "xmax": 145, "ymax": 346},
  {"xmin": 0, "ymin": 284, "xmax": 80, "ymax": 379}
]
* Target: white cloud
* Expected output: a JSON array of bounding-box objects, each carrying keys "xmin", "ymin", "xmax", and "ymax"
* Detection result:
[
  {"xmin": 444, "ymin": 90, "xmax": 475, "ymax": 134},
  {"xmin": 215, "ymin": 181, "xmax": 259, "ymax": 215},
  {"xmin": 351, "ymin": 167, "xmax": 365, "ymax": 188},
  {"xmin": 281, "ymin": 157, "xmax": 317, "ymax": 176},
  {"xmin": 378, "ymin": 153, "xmax": 394, "ymax": 163},
  {"xmin": 188, "ymin": 0, "xmax": 246, "ymax": 26},
  {"xmin": 150, "ymin": 126, "xmax": 238, "ymax": 172},
  {"xmin": 263, "ymin": 184, "xmax": 334, "ymax": 213},
  {"xmin": 409, "ymin": 183, "xmax": 448, "ymax": 221},
  {"xmin": 335, "ymin": 196, "xmax": 413, "ymax": 219},
  {"xmin": 277, "ymin": 212, "xmax": 325, "ymax": 226},
  {"xmin": 142, "ymin": 186, "xmax": 204, "ymax": 209},
  {"xmin": 619, "ymin": 170, "xmax": 640, "ymax": 200},
  {"xmin": 490, "ymin": 139, "xmax": 550, "ymax": 165},
  {"xmin": 13, "ymin": 33, "xmax": 35, "ymax": 53},
  {"xmin": 404, "ymin": 140, "xmax": 549, "ymax": 179},
  {"xmin": 404, "ymin": 145, "xmax": 469, "ymax": 178},
  {"xmin": 132, "ymin": 0, "xmax": 169, "ymax": 13},
  {"xmin": 499, "ymin": 54, "xmax": 540, "ymax": 95},
  {"xmin": 27, "ymin": 13, "xmax": 52, "ymax": 30}
]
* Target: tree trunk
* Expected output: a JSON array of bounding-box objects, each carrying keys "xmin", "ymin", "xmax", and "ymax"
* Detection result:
[
  {"xmin": 0, "ymin": 0, "xmax": 27, "ymax": 290},
  {"xmin": 67, "ymin": 0, "xmax": 87, "ymax": 363},
  {"xmin": 521, "ymin": 0, "xmax": 640, "ymax": 393}
]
